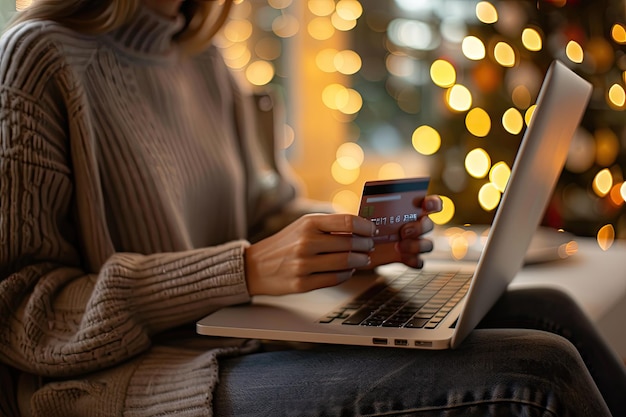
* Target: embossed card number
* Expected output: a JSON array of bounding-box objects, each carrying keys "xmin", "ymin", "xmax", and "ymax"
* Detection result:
[{"xmin": 358, "ymin": 177, "xmax": 430, "ymax": 243}]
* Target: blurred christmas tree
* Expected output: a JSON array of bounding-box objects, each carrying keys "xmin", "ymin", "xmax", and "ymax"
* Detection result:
[{"xmin": 350, "ymin": 0, "xmax": 626, "ymax": 238}]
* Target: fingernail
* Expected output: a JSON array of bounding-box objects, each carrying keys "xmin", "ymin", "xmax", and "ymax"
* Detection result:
[
  {"xmin": 337, "ymin": 270, "xmax": 354, "ymax": 283},
  {"xmin": 404, "ymin": 227, "xmax": 415, "ymax": 237}
]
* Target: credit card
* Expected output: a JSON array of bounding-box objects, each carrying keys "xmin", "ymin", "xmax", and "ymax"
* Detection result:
[{"xmin": 358, "ymin": 177, "xmax": 430, "ymax": 243}]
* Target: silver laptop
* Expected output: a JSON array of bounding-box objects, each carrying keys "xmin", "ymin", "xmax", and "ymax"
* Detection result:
[{"xmin": 197, "ymin": 60, "xmax": 592, "ymax": 350}]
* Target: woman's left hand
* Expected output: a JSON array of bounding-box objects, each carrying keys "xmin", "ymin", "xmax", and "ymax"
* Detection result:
[{"xmin": 366, "ymin": 194, "xmax": 442, "ymax": 269}]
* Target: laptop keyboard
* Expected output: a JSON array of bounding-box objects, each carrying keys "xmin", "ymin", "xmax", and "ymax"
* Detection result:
[{"xmin": 319, "ymin": 270, "xmax": 472, "ymax": 329}]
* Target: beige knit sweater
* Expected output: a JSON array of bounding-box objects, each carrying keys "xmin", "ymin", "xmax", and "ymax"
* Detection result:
[{"xmin": 0, "ymin": 6, "xmax": 298, "ymax": 416}]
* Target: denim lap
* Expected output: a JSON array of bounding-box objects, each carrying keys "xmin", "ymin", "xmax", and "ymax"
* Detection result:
[{"xmin": 214, "ymin": 328, "xmax": 610, "ymax": 416}]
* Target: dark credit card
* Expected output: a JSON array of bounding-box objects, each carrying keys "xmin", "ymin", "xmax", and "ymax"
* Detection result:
[{"xmin": 358, "ymin": 177, "xmax": 430, "ymax": 243}]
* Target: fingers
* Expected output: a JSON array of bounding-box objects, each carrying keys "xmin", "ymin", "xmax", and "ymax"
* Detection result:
[
  {"xmin": 290, "ymin": 270, "xmax": 356, "ymax": 293},
  {"xmin": 298, "ymin": 251, "xmax": 371, "ymax": 276},
  {"xmin": 423, "ymin": 194, "xmax": 443, "ymax": 214},
  {"xmin": 400, "ymin": 215, "xmax": 434, "ymax": 240},
  {"xmin": 306, "ymin": 213, "xmax": 377, "ymax": 237}
]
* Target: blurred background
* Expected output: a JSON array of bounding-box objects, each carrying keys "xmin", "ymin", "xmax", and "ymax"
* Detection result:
[
  {"xmin": 4, "ymin": 0, "xmax": 626, "ymax": 250},
  {"xmin": 209, "ymin": 0, "xmax": 626, "ymax": 250}
]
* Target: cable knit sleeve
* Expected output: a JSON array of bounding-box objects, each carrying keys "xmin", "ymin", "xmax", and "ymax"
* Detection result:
[{"xmin": 0, "ymin": 22, "xmax": 251, "ymax": 378}]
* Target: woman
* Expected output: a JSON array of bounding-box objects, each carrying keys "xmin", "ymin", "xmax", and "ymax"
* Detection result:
[{"xmin": 0, "ymin": 1, "xmax": 624, "ymax": 416}]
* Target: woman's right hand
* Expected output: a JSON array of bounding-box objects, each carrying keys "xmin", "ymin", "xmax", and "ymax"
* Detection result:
[{"xmin": 245, "ymin": 213, "xmax": 377, "ymax": 296}]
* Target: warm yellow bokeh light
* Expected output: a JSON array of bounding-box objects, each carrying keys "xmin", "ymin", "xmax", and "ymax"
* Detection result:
[
  {"xmin": 465, "ymin": 107, "xmax": 491, "ymax": 137},
  {"xmin": 462, "ymin": 36, "xmax": 486, "ymax": 61},
  {"xmin": 334, "ymin": 50, "xmax": 362, "ymax": 75},
  {"xmin": 611, "ymin": 24, "xmax": 626, "ymax": 44},
  {"xmin": 412, "ymin": 125, "xmax": 442, "ymax": 155},
  {"xmin": 308, "ymin": 0, "xmax": 336, "ymax": 16},
  {"xmin": 621, "ymin": 182, "xmax": 626, "ymax": 201},
  {"xmin": 332, "ymin": 189, "xmax": 360, "ymax": 213},
  {"xmin": 446, "ymin": 84, "xmax": 473, "ymax": 112},
  {"xmin": 429, "ymin": 195, "xmax": 455, "ymax": 225},
  {"xmin": 478, "ymin": 183, "xmax": 501, "ymax": 211},
  {"xmin": 525, "ymin": 104, "xmax": 537, "ymax": 126},
  {"xmin": 430, "ymin": 60, "xmax": 456, "ymax": 88},
  {"xmin": 494, "ymin": 42, "xmax": 516, "ymax": 67},
  {"xmin": 336, "ymin": 89, "xmax": 363, "ymax": 115},
  {"xmin": 597, "ymin": 224, "xmax": 615, "ymax": 251},
  {"xmin": 245, "ymin": 60, "xmax": 275, "ymax": 86},
  {"xmin": 222, "ymin": 41, "xmax": 250, "ymax": 60},
  {"xmin": 322, "ymin": 84, "xmax": 347, "ymax": 110},
  {"xmin": 268, "ymin": 0, "xmax": 292, "ymax": 9},
  {"xmin": 224, "ymin": 20, "xmax": 253, "ymax": 43},
  {"xmin": 336, "ymin": 142, "xmax": 364, "ymax": 169},
  {"xmin": 444, "ymin": 227, "xmax": 479, "ymax": 261},
  {"xmin": 378, "ymin": 163, "xmax": 406, "ymax": 180},
  {"xmin": 273, "ymin": 14, "xmax": 300, "ymax": 38},
  {"xmin": 489, "ymin": 161, "xmax": 511, "ymax": 192},
  {"xmin": 476, "ymin": 1, "xmax": 498, "ymax": 24},
  {"xmin": 331, "ymin": 12, "xmax": 357, "ymax": 31},
  {"xmin": 521, "ymin": 28, "xmax": 542, "ymax": 51},
  {"xmin": 465, "ymin": 148, "xmax": 491, "ymax": 179},
  {"xmin": 593, "ymin": 168, "xmax": 613, "ymax": 197},
  {"xmin": 336, "ymin": 0, "xmax": 363, "ymax": 21},
  {"xmin": 316, "ymin": 48, "xmax": 339, "ymax": 73},
  {"xmin": 331, "ymin": 160, "xmax": 360, "ymax": 185},
  {"xmin": 308, "ymin": 17, "xmax": 335, "ymax": 40},
  {"xmin": 502, "ymin": 107, "xmax": 524, "ymax": 135},
  {"xmin": 566, "ymin": 40, "xmax": 584, "ymax": 64},
  {"xmin": 608, "ymin": 84, "xmax": 626, "ymax": 108},
  {"xmin": 450, "ymin": 237, "xmax": 470, "ymax": 260}
]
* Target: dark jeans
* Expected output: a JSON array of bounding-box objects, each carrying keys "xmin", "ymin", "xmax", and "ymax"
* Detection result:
[{"xmin": 214, "ymin": 288, "xmax": 624, "ymax": 416}]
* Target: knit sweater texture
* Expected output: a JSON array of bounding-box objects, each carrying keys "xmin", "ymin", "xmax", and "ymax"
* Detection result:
[{"xmin": 0, "ymin": 5, "xmax": 297, "ymax": 416}]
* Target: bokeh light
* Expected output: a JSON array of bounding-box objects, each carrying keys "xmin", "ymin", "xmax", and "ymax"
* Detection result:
[
  {"xmin": 476, "ymin": 1, "xmax": 498, "ymax": 24},
  {"xmin": 521, "ymin": 27, "xmax": 542, "ymax": 51},
  {"xmin": 566, "ymin": 40, "xmax": 584, "ymax": 63},
  {"xmin": 608, "ymin": 83, "xmax": 626, "ymax": 108},
  {"xmin": 502, "ymin": 107, "xmax": 524, "ymax": 135},
  {"xmin": 462, "ymin": 36, "xmax": 486, "ymax": 61},
  {"xmin": 465, "ymin": 107, "xmax": 491, "ymax": 137},
  {"xmin": 478, "ymin": 182, "xmax": 501, "ymax": 211},
  {"xmin": 593, "ymin": 168, "xmax": 613, "ymax": 197},
  {"xmin": 597, "ymin": 224, "xmax": 615, "ymax": 250},
  {"xmin": 378, "ymin": 163, "xmax": 406, "ymax": 179},
  {"xmin": 245, "ymin": 60, "xmax": 274, "ymax": 86},
  {"xmin": 412, "ymin": 125, "xmax": 442, "ymax": 155},
  {"xmin": 430, "ymin": 60, "xmax": 456, "ymax": 88},
  {"xmin": 336, "ymin": 142, "xmax": 365, "ymax": 169},
  {"xmin": 429, "ymin": 195, "xmax": 455, "ymax": 225},
  {"xmin": 446, "ymin": 84, "xmax": 473, "ymax": 112},
  {"xmin": 494, "ymin": 41, "xmax": 516, "ymax": 67},
  {"xmin": 465, "ymin": 148, "xmax": 491, "ymax": 178},
  {"xmin": 489, "ymin": 161, "xmax": 511, "ymax": 192}
]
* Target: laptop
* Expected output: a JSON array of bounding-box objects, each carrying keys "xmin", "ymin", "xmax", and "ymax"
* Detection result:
[{"xmin": 197, "ymin": 60, "xmax": 593, "ymax": 350}]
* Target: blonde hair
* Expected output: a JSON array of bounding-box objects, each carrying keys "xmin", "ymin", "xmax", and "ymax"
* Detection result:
[{"xmin": 7, "ymin": 0, "xmax": 234, "ymax": 55}]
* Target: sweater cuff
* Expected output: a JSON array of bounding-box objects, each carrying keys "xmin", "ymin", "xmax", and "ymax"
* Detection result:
[{"xmin": 116, "ymin": 241, "xmax": 252, "ymax": 332}]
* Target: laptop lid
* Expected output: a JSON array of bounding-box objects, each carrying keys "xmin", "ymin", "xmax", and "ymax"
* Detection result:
[
  {"xmin": 197, "ymin": 60, "xmax": 592, "ymax": 350},
  {"xmin": 450, "ymin": 59, "xmax": 592, "ymax": 348}
]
